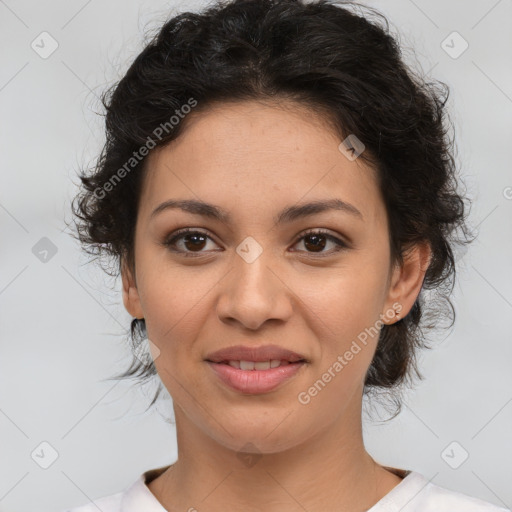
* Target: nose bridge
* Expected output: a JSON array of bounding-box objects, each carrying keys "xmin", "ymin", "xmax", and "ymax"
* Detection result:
[
  {"xmin": 216, "ymin": 235, "xmax": 292, "ymax": 329},
  {"xmin": 233, "ymin": 235, "xmax": 278, "ymax": 299}
]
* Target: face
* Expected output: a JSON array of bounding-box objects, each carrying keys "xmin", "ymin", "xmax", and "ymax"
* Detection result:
[{"xmin": 122, "ymin": 99, "xmax": 429, "ymax": 454}]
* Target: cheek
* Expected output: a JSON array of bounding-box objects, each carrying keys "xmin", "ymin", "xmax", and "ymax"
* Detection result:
[
  {"xmin": 294, "ymin": 276, "xmax": 385, "ymax": 414},
  {"xmin": 139, "ymin": 253, "xmax": 216, "ymax": 310},
  {"xmin": 135, "ymin": 268, "xmax": 213, "ymax": 360},
  {"xmin": 295, "ymin": 267, "xmax": 388, "ymax": 397},
  {"xmin": 301, "ymin": 262, "xmax": 388, "ymax": 340}
]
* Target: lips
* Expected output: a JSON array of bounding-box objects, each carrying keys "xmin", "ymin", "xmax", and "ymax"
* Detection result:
[
  {"xmin": 207, "ymin": 360, "xmax": 306, "ymax": 394},
  {"xmin": 205, "ymin": 344, "xmax": 308, "ymax": 364}
]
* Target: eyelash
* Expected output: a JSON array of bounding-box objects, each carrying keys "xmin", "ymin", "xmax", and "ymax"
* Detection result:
[{"xmin": 163, "ymin": 228, "xmax": 348, "ymax": 258}]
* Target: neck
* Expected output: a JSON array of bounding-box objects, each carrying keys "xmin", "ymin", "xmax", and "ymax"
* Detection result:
[{"xmin": 148, "ymin": 391, "xmax": 403, "ymax": 512}]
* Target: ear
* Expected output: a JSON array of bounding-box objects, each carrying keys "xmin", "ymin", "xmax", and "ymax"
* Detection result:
[
  {"xmin": 382, "ymin": 241, "xmax": 432, "ymax": 324},
  {"xmin": 121, "ymin": 259, "xmax": 144, "ymax": 320}
]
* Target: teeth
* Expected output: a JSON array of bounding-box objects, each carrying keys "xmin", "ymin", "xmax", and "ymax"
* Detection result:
[{"xmin": 227, "ymin": 360, "xmax": 291, "ymax": 370}]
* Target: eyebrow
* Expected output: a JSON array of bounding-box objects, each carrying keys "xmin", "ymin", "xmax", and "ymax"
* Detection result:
[{"xmin": 150, "ymin": 198, "xmax": 363, "ymax": 224}]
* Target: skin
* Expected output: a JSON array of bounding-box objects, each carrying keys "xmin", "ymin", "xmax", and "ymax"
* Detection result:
[{"xmin": 121, "ymin": 99, "xmax": 431, "ymax": 512}]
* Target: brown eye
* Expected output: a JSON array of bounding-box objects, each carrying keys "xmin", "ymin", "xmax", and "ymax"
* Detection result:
[
  {"xmin": 303, "ymin": 233, "xmax": 327, "ymax": 252},
  {"xmin": 163, "ymin": 229, "xmax": 217, "ymax": 257},
  {"xmin": 181, "ymin": 232, "xmax": 208, "ymax": 251},
  {"xmin": 291, "ymin": 229, "xmax": 347, "ymax": 256}
]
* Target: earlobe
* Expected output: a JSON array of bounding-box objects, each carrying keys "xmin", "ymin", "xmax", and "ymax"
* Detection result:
[
  {"xmin": 383, "ymin": 242, "xmax": 432, "ymax": 324},
  {"xmin": 121, "ymin": 261, "xmax": 144, "ymax": 320}
]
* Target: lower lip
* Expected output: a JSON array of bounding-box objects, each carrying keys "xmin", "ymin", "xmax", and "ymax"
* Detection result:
[{"xmin": 206, "ymin": 361, "xmax": 306, "ymax": 394}]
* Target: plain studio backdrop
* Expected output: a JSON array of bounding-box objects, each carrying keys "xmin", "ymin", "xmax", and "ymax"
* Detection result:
[{"xmin": 1, "ymin": 1, "xmax": 511, "ymax": 511}]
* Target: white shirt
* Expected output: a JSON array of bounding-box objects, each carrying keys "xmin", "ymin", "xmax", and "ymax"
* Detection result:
[{"xmin": 63, "ymin": 465, "xmax": 511, "ymax": 512}]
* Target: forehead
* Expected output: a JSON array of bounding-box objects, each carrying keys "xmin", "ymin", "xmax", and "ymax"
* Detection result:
[{"xmin": 139, "ymin": 100, "xmax": 383, "ymax": 225}]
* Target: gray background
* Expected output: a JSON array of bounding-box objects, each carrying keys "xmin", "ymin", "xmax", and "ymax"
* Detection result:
[{"xmin": 1, "ymin": 0, "xmax": 511, "ymax": 511}]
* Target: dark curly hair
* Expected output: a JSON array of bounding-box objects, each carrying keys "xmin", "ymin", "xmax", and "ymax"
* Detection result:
[{"xmin": 70, "ymin": 0, "xmax": 474, "ymax": 420}]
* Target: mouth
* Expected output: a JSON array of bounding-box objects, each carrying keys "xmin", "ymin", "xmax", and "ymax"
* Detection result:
[
  {"xmin": 204, "ymin": 344, "xmax": 309, "ymax": 394},
  {"xmin": 206, "ymin": 359, "xmax": 307, "ymax": 394}
]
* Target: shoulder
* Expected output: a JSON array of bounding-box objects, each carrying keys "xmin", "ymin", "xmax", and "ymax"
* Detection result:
[
  {"xmin": 400, "ymin": 472, "xmax": 510, "ymax": 512},
  {"xmin": 60, "ymin": 465, "xmax": 171, "ymax": 512},
  {"xmin": 60, "ymin": 490, "xmax": 123, "ymax": 512},
  {"xmin": 423, "ymin": 479, "xmax": 510, "ymax": 512}
]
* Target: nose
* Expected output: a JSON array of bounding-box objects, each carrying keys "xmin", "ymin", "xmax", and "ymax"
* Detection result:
[{"xmin": 215, "ymin": 250, "xmax": 294, "ymax": 331}]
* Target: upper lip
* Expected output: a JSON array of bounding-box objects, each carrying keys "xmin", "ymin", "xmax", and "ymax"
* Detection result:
[{"xmin": 205, "ymin": 344, "xmax": 308, "ymax": 363}]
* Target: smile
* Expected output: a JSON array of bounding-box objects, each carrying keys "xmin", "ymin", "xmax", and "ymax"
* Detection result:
[{"xmin": 206, "ymin": 360, "xmax": 306, "ymax": 394}]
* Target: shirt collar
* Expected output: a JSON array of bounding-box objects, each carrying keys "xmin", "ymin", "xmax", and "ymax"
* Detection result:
[
  {"xmin": 120, "ymin": 465, "xmax": 421, "ymax": 512},
  {"xmin": 121, "ymin": 465, "xmax": 171, "ymax": 511}
]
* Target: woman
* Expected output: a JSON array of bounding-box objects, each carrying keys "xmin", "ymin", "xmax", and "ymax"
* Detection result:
[{"xmin": 66, "ymin": 0, "xmax": 509, "ymax": 510}]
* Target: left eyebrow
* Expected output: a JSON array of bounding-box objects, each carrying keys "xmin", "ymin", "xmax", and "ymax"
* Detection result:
[{"xmin": 149, "ymin": 198, "xmax": 364, "ymax": 223}]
